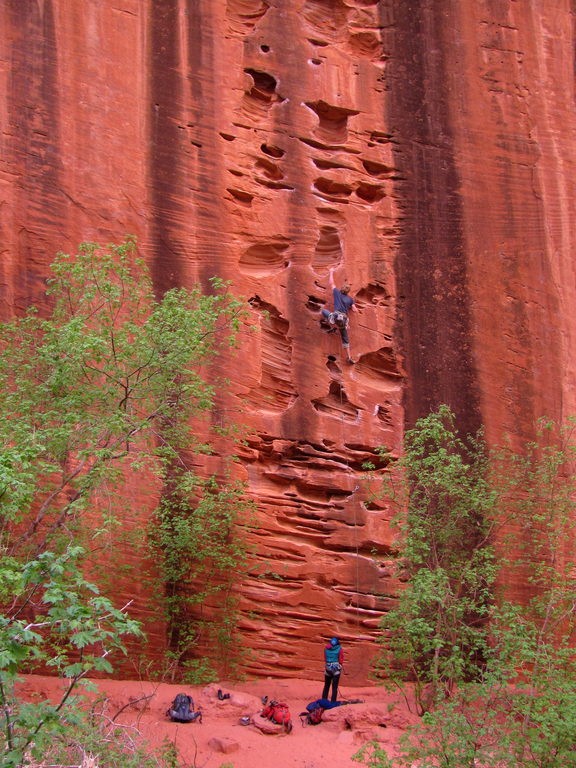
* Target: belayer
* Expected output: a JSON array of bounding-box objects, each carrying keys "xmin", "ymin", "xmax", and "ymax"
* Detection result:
[
  {"xmin": 320, "ymin": 267, "xmax": 357, "ymax": 364},
  {"xmin": 322, "ymin": 637, "xmax": 344, "ymax": 702}
]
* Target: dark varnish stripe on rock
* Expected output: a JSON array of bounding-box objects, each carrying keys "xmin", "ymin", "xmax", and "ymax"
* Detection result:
[{"xmin": 383, "ymin": 0, "xmax": 481, "ymax": 437}]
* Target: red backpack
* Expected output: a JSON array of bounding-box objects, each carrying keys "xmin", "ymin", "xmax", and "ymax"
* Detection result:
[
  {"xmin": 300, "ymin": 700, "xmax": 325, "ymax": 726},
  {"xmin": 261, "ymin": 701, "xmax": 293, "ymax": 733},
  {"xmin": 307, "ymin": 705, "xmax": 324, "ymax": 725}
]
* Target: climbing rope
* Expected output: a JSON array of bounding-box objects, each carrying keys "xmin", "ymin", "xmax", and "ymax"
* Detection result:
[{"xmin": 337, "ymin": 365, "xmax": 361, "ymax": 626}]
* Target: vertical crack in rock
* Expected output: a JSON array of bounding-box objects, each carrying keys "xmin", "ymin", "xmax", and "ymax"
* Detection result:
[
  {"xmin": 245, "ymin": 297, "xmax": 297, "ymax": 413},
  {"xmin": 383, "ymin": 1, "xmax": 482, "ymax": 435}
]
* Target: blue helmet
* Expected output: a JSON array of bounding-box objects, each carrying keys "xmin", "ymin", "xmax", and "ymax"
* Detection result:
[{"xmin": 330, "ymin": 637, "xmax": 339, "ymax": 646}]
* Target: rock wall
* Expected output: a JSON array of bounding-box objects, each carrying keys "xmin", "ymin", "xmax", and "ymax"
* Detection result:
[{"xmin": 2, "ymin": 0, "xmax": 576, "ymax": 681}]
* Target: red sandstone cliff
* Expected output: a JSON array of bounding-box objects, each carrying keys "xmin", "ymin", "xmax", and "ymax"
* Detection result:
[{"xmin": 1, "ymin": 0, "xmax": 576, "ymax": 681}]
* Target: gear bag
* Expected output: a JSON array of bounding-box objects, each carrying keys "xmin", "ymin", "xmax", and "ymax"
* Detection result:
[
  {"xmin": 167, "ymin": 693, "xmax": 203, "ymax": 723},
  {"xmin": 305, "ymin": 700, "xmax": 325, "ymax": 725},
  {"xmin": 300, "ymin": 698, "xmax": 343, "ymax": 726},
  {"xmin": 261, "ymin": 700, "xmax": 293, "ymax": 732}
]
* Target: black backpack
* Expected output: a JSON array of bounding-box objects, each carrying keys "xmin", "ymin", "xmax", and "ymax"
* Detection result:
[{"xmin": 167, "ymin": 693, "xmax": 202, "ymax": 723}]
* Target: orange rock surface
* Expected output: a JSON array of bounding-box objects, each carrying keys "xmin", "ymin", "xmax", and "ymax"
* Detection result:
[{"xmin": 2, "ymin": 1, "xmax": 576, "ymax": 681}]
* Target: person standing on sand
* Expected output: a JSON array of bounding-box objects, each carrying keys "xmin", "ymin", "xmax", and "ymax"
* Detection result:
[{"xmin": 322, "ymin": 637, "xmax": 343, "ymax": 702}]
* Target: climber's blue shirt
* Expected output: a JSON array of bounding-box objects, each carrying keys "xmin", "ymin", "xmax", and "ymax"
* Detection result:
[{"xmin": 333, "ymin": 288, "xmax": 354, "ymax": 315}]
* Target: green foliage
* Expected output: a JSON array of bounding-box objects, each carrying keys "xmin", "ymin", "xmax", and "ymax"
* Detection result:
[
  {"xmin": 360, "ymin": 410, "xmax": 576, "ymax": 768},
  {"xmin": 146, "ymin": 471, "xmax": 254, "ymax": 680},
  {"xmin": 375, "ymin": 406, "xmax": 496, "ymax": 712},
  {"xmin": 0, "ymin": 238, "xmax": 244, "ymax": 559},
  {"xmin": 353, "ymin": 742, "xmax": 394, "ymax": 768},
  {"xmin": 0, "ymin": 546, "xmax": 142, "ymax": 767},
  {"xmin": 0, "ymin": 239, "xmax": 251, "ymax": 764},
  {"xmin": 180, "ymin": 656, "xmax": 219, "ymax": 685},
  {"xmin": 27, "ymin": 717, "xmax": 180, "ymax": 768}
]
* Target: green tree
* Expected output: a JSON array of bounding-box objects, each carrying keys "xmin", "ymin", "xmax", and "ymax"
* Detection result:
[
  {"xmin": 0, "ymin": 546, "xmax": 142, "ymax": 767},
  {"xmin": 147, "ymin": 474, "xmax": 254, "ymax": 681},
  {"xmin": 0, "ymin": 238, "xmax": 248, "ymax": 764},
  {"xmin": 373, "ymin": 406, "xmax": 496, "ymax": 713},
  {"xmin": 358, "ymin": 410, "xmax": 576, "ymax": 768}
]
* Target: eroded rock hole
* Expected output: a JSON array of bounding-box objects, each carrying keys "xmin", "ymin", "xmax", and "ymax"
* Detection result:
[
  {"xmin": 313, "ymin": 158, "xmax": 352, "ymax": 171},
  {"xmin": 226, "ymin": 0, "xmax": 270, "ymax": 33},
  {"xmin": 355, "ymin": 283, "xmax": 390, "ymax": 306},
  {"xmin": 369, "ymin": 131, "xmax": 392, "ymax": 144},
  {"xmin": 243, "ymin": 69, "xmax": 281, "ymax": 120},
  {"xmin": 303, "ymin": 0, "xmax": 349, "ymax": 43},
  {"xmin": 227, "ymin": 188, "xmax": 254, "ymax": 205},
  {"xmin": 306, "ymin": 295, "xmax": 325, "ymax": 311},
  {"xmin": 376, "ymin": 405, "xmax": 392, "ymax": 425},
  {"xmin": 361, "ymin": 158, "xmax": 393, "ymax": 177},
  {"xmin": 312, "ymin": 381, "xmax": 360, "ymax": 422},
  {"xmin": 312, "ymin": 226, "xmax": 343, "ymax": 271},
  {"xmin": 245, "ymin": 68, "xmax": 277, "ymax": 95},
  {"xmin": 239, "ymin": 241, "xmax": 290, "ymax": 276},
  {"xmin": 260, "ymin": 44, "xmax": 270, "ymax": 52},
  {"xmin": 305, "ymin": 100, "xmax": 359, "ymax": 144},
  {"xmin": 255, "ymin": 179, "xmax": 295, "ymax": 191},
  {"xmin": 255, "ymin": 157, "xmax": 284, "ymax": 180},
  {"xmin": 356, "ymin": 182, "xmax": 385, "ymax": 203},
  {"xmin": 261, "ymin": 143, "xmax": 285, "ymax": 158},
  {"xmin": 326, "ymin": 357, "xmax": 341, "ymax": 375},
  {"xmin": 314, "ymin": 178, "xmax": 353, "ymax": 198},
  {"xmin": 347, "ymin": 31, "xmax": 382, "ymax": 60},
  {"xmin": 356, "ymin": 347, "xmax": 401, "ymax": 378}
]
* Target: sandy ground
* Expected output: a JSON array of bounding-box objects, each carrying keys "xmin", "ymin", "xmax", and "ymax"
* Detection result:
[{"xmin": 17, "ymin": 675, "xmax": 420, "ymax": 768}]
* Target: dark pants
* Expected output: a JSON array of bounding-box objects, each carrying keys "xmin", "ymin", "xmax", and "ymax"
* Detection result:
[{"xmin": 322, "ymin": 671, "xmax": 340, "ymax": 702}]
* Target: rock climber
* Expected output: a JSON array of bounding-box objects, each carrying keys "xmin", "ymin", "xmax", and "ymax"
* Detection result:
[
  {"xmin": 320, "ymin": 267, "xmax": 357, "ymax": 364},
  {"xmin": 321, "ymin": 636, "xmax": 344, "ymax": 702}
]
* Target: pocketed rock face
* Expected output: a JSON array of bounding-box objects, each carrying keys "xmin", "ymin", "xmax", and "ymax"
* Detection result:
[{"xmin": 2, "ymin": 1, "xmax": 576, "ymax": 680}]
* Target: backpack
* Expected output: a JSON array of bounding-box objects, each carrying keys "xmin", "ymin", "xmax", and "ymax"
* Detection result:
[
  {"xmin": 167, "ymin": 693, "xmax": 202, "ymax": 723},
  {"xmin": 261, "ymin": 700, "xmax": 293, "ymax": 732},
  {"xmin": 301, "ymin": 699, "xmax": 325, "ymax": 726},
  {"xmin": 307, "ymin": 706, "xmax": 325, "ymax": 725}
]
